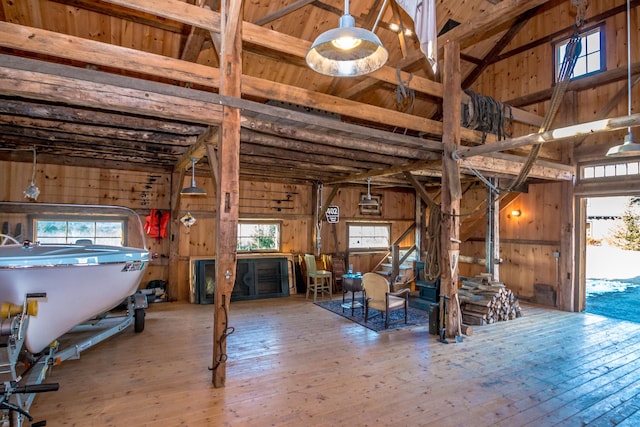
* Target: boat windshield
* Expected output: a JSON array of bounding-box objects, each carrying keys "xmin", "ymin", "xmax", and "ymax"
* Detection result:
[{"xmin": 0, "ymin": 202, "xmax": 148, "ymax": 250}]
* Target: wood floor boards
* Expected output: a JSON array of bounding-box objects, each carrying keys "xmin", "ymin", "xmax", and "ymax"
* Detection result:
[{"xmin": 29, "ymin": 296, "xmax": 640, "ymax": 426}]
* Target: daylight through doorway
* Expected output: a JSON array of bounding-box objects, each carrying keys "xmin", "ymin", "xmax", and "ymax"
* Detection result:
[{"xmin": 585, "ymin": 196, "xmax": 640, "ymax": 323}]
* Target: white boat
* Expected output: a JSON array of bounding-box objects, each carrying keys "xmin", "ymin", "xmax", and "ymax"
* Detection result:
[{"xmin": 0, "ymin": 243, "xmax": 149, "ymax": 353}]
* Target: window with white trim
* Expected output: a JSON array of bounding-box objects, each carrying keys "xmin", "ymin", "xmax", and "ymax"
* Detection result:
[
  {"xmin": 581, "ymin": 160, "xmax": 640, "ymax": 180},
  {"xmin": 35, "ymin": 219, "xmax": 124, "ymax": 245},
  {"xmin": 554, "ymin": 25, "xmax": 604, "ymax": 82},
  {"xmin": 348, "ymin": 223, "xmax": 390, "ymax": 250},
  {"xmin": 237, "ymin": 221, "xmax": 281, "ymax": 252}
]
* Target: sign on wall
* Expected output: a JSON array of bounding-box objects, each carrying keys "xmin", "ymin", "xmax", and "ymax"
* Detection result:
[{"xmin": 325, "ymin": 205, "xmax": 339, "ymax": 223}]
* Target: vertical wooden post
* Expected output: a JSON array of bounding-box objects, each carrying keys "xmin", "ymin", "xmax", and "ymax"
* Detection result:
[
  {"xmin": 441, "ymin": 41, "xmax": 462, "ymax": 338},
  {"xmin": 168, "ymin": 169, "xmax": 185, "ymax": 302},
  {"xmin": 486, "ymin": 178, "xmax": 500, "ymax": 281},
  {"xmin": 212, "ymin": 0, "xmax": 242, "ymax": 388},
  {"xmin": 559, "ymin": 91, "xmax": 577, "ymax": 311}
]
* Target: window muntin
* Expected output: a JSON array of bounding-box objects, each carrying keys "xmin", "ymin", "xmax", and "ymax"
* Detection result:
[
  {"xmin": 581, "ymin": 160, "xmax": 640, "ymax": 181},
  {"xmin": 35, "ymin": 219, "xmax": 124, "ymax": 245},
  {"xmin": 348, "ymin": 223, "xmax": 390, "ymax": 250},
  {"xmin": 554, "ymin": 25, "xmax": 604, "ymax": 82},
  {"xmin": 237, "ymin": 222, "xmax": 281, "ymax": 252}
]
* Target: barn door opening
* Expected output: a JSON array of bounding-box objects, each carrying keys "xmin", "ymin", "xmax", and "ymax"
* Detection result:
[{"xmin": 585, "ymin": 195, "xmax": 640, "ymax": 323}]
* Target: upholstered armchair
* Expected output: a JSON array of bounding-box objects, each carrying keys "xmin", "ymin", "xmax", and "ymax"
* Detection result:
[{"xmin": 362, "ymin": 272, "xmax": 410, "ymax": 329}]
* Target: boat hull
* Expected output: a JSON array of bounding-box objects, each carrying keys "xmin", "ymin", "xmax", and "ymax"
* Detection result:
[{"xmin": 0, "ymin": 244, "xmax": 149, "ymax": 353}]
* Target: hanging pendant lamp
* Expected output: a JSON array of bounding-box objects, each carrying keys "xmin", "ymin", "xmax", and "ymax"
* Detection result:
[
  {"xmin": 23, "ymin": 146, "xmax": 40, "ymax": 201},
  {"xmin": 359, "ymin": 177, "xmax": 379, "ymax": 207},
  {"xmin": 607, "ymin": 0, "xmax": 640, "ymax": 157},
  {"xmin": 180, "ymin": 158, "xmax": 207, "ymax": 196},
  {"xmin": 306, "ymin": 0, "xmax": 388, "ymax": 77}
]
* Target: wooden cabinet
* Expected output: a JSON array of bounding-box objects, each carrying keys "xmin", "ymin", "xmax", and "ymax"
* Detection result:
[{"xmin": 193, "ymin": 257, "xmax": 290, "ymax": 303}]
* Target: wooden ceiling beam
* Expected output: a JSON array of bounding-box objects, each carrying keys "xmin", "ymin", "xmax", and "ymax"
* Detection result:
[
  {"xmin": 0, "ymin": 55, "xmax": 225, "ymax": 126},
  {"xmin": 456, "ymin": 113, "xmax": 640, "ymax": 160},
  {"xmin": 0, "ymin": 52, "xmax": 440, "ymax": 155},
  {"xmin": 49, "ymin": 0, "xmax": 185, "ymax": 33},
  {"xmin": 0, "ymin": 149, "xmax": 170, "ymax": 173},
  {"xmin": 0, "ymin": 23, "xmax": 456, "ymax": 141},
  {"xmin": 438, "ymin": 0, "xmax": 554, "ymax": 52},
  {"xmin": 252, "ymin": 0, "xmax": 316, "ymax": 26},
  {"xmin": 241, "ymin": 142, "xmax": 378, "ymax": 171},
  {"xmin": 0, "ymin": 132, "xmax": 180, "ymax": 163},
  {"xmin": 325, "ymin": 160, "xmax": 442, "ymax": 184},
  {"xmin": 462, "ymin": 6, "xmax": 540, "ymax": 89},
  {"xmin": 0, "ymin": 115, "xmax": 197, "ymax": 146},
  {"xmin": 240, "ymin": 117, "xmax": 439, "ymax": 158},
  {"xmin": 101, "ymin": 0, "xmax": 445, "ymax": 99},
  {"xmin": 508, "ymin": 63, "xmax": 640, "ymax": 108},
  {"xmin": 240, "ymin": 129, "xmax": 404, "ymax": 166},
  {"xmin": 491, "ymin": 1, "xmax": 640, "ymax": 66},
  {"xmin": 0, "ymin": 98, "xmax": 207, "ymax": 135}
]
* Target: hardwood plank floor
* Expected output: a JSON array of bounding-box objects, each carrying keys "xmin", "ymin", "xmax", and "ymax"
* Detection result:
[{"xmin": 29, "ymin": 295, "xmax": 640, "ymax": 426}]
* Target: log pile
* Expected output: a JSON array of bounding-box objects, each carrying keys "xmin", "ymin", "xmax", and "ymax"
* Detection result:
[{"xmin": 458, "ymin": 274, "xmax": 523, "ymax": 326}]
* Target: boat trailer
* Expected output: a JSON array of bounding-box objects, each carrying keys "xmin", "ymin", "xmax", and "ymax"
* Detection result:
[{"xmin": 0, "ymin": 291, "xmax": 148, "ymax": 427}]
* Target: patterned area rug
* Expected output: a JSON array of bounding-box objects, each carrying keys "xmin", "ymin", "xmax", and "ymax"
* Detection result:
[{"xmin": 314, "ymin": 297, "xmax": 430, "ymax": 333}]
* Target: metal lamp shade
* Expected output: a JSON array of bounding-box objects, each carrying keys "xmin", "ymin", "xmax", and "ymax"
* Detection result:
[
  {"xmin": 606, "ymin": 132, "xmax": 640, "ymax": 157},
  {"xmin": 359, "ymin": 196, "xmax": 379, "ymax": 207},
  {"xmin": 606, "ymin": 0, "xmax": 637, "ymax": 158},
  {"xmin": 306, "ymin": 14, "xmax": 388, "ymax": 77},
  {"xmin": 180, "ymin": 184, "xmax": 207, "ymax": 196},
  {"xmin": 181, "ymin": 158, "xmax": 207, "ymax": 196}
]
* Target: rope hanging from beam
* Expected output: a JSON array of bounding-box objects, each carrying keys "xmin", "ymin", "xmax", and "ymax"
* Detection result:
[
  {"xmin": 462, "ymin": 90, "xmax": 513, "ymax": 144},
  {"xmin": 505, "ymin": 0, "xmax": 587, "ymax": 191},
  {"xmin": 395, "ymin": 68, "xmax": 415, "ymax": 113}
]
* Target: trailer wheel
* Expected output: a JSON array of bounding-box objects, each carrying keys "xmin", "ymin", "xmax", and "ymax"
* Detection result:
[{"xmin": 134, "ymin": 308, "xmax": 145, "ymax": 333}]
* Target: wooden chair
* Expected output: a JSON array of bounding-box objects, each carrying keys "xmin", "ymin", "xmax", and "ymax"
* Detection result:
[
  {"xmin": 329, "ymin": 254, "xmax": 346, "ymax": 293},
  {"xmin": 362, "ymin": 272, "xmax": 410, "ymax": 329},
  {"xmin": 304, "ymin": 254, "xmax": 332, "ymax": 302}
]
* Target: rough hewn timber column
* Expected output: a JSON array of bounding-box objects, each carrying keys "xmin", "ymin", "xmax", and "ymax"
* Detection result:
[
  {"xmin": 441, "ymin": 41, "xmax": 462, "ymax": 339},
  {"xmin": 212, "ymin": 0, "xmax": 242, "ymax": 388}
]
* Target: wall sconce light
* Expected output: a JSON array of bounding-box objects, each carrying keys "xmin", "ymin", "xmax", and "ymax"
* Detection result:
[{"xmin": 511, "ymin": 209, "xmax": 522, "ymax": 217}]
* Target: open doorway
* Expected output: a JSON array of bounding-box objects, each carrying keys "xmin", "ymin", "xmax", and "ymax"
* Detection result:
[{"xmin": 585, "ymin": 196, "xmax": 640, "ymax": 323}]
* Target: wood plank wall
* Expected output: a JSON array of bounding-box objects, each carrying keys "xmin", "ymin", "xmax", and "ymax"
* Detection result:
[
  {"xmin": 472, "ymin": 0, "xmax": 639, "ymax": 162},
  {"xmin": 459, "ymin": 182, "xmax": 562, "ymax": 299},
  {"xmin": 0, "ymin": 161, "xmax": 417, "ymax": 301}
]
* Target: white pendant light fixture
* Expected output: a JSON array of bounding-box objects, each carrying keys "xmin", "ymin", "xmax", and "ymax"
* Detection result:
[
  {"xmin": 306, "ymin": 0, "xmax": 388, "ymax": 77},
  {"xmin": 607, "ymin": 0, "xmax": 640, "ymax": 157},
  {"xmin": 180, "ymin": 157, "xmax": 207, "ymax": 196},
  {"xmin": 359, "ymin": 177, "xmax": 379, "ymax": 207}
]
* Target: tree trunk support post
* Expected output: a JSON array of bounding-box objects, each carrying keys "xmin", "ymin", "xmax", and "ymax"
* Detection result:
[
  {"xmin": 212, "ymin": 0, "xmax": 242, "ymax": 388},
  {"xmin": 441, "ymin": 41, "xmax": 462, "ymax": 339}
]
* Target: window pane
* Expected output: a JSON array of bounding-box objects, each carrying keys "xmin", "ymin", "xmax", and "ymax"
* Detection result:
[
  {"xmin": 68, "ymin": 221, "xmax": 95, "ymax": 238},
  {"xmin": 35, "ymin": 219, "xmax": 124, "ymax": 245},
  {"xmin": 237, "ymin": 222, "xmax": 280, "ymax": 251},
  {"xmin": 573, "ymin": 56, "xmax": 586, "ymax": 77},
  {"xmin": 555, "ymin": 26, "xmax": 603, "ymax": 81},
  {"xmin": 586, "ymin": 32, "xmax": 600, "ymax": 53},
  {"xmin": 583, "ymin": 166, "xmax": 594, "ymax": 179},
  {"xmin": 348, "ymin": 224, "xmax": 390, "ymax": 249},
  {"xmin": 586, "ymin": 53, "xmax": 601, "ymax": 73},
  {"xmin": 36, "ymin": 221, "xmax": 67, "ymax": 237}
]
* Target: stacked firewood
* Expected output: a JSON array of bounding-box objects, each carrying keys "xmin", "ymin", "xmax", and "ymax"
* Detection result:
[{"xmin": 458, "ymin": 274, "xmax": 523, "ymax": 326}]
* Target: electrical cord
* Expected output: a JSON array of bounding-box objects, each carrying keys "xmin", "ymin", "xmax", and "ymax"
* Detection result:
[{"xmin": 209, "ymin": 295, "xmax": 235, "ymax": 373}]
